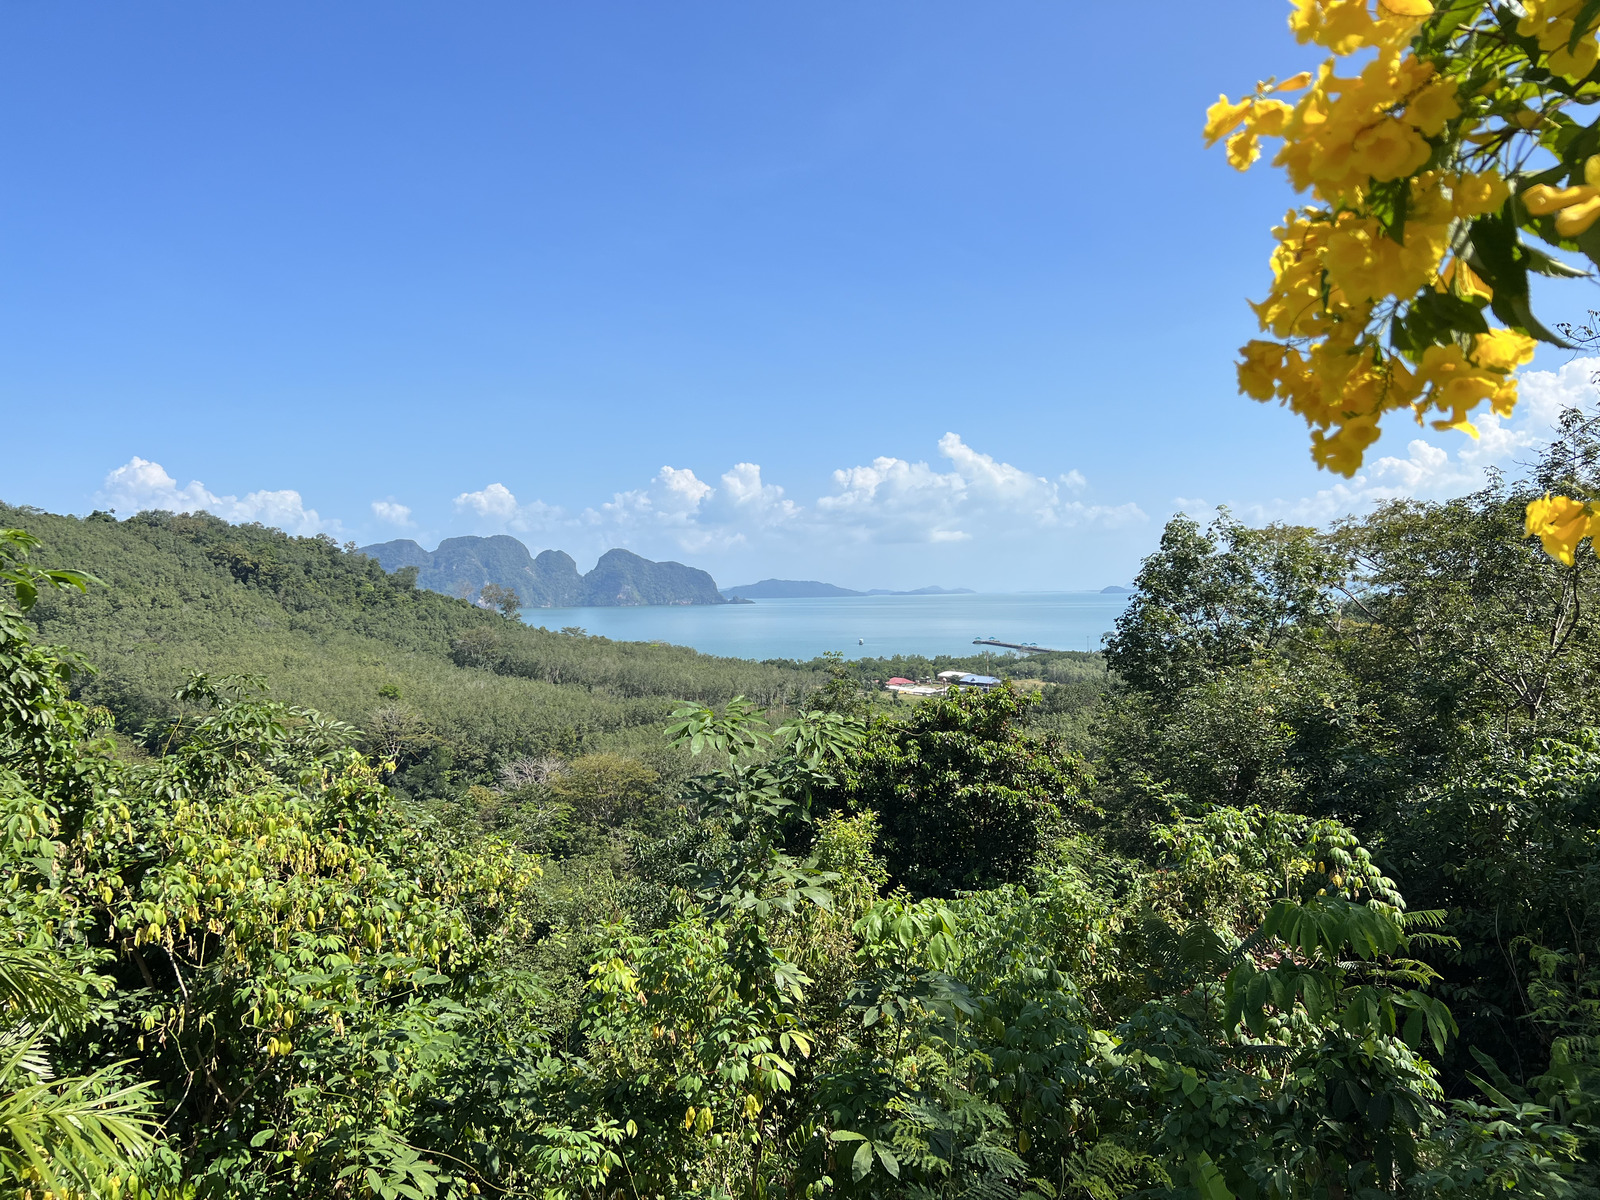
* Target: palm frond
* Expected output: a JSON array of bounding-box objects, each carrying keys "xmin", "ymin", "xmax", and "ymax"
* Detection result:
[
  {"xmin": 0, "ymin": 1036, "xmax": 157, "ymax": 1194},
  {"xmin": 0, "ymin": 943, "xmax": 88, "ymax": 1025}
]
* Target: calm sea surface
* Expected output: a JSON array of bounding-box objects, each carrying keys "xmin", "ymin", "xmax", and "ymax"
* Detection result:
[{"xmin": 518, "ymin": 592, "xmax": 1131, "ymax": 661}]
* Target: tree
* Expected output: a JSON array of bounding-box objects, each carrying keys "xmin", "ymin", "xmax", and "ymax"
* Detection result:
[
  {"xmin": 1331, "ymin": 476, "xmax": 1600, "ymax": 733},
  {"xmin": 822, "ymin": 686, "xmax": 1089, "ymax": 897},
  {"xmin": 365, "ymin": 702, "xmax": 435, "ymax": 771},
  {"xmin": 546, "ymin": 752, "xmax": 662, "ymax": 828},
  {"xmin": 1105, "ymin": 512, "xmax": 1341, "ymax": 702},
  {"xmin": 478, "ymin": 582, "xmax": 522, "ymax": 620},
  {"xmin": 1209, "ymin": 0, "xmax": 1600, "ymax": 557},
  {"xmin": 810, "ymin": 649, "xmax": 869, "ymax": 717},
  {"xmin": 1390, "ymin": 731, "xmax": 1600, "ymax": 1119}
]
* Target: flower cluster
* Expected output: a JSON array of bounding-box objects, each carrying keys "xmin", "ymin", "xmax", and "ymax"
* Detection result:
[
  {"xmin": 1526, "ymin": 494, "xmax": 1599, "ymax": 563},
  {"xmin": 1208, "ymin": 0, "xmax": 1599, "ymax": 480}
]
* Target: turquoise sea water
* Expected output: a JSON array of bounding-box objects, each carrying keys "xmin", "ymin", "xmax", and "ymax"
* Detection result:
[{"xmin": 519, "ymin": 592, "xmax": 1130, "ymax": 661}]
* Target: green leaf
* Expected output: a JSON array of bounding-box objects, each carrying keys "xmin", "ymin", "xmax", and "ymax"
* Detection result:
[
  {"xmin": 1190, "ymin": 1151, "xmax": 1235, "ymax": 1200},
  {"xmin": 852, "ymin": 1139, "xmax": 875, "ymax": 1182},
  {"xmin": 1568, "ymin": 0, "xmax": 1600, "ymax": 51},
  {"xmin": 1521, "ymin": 243, "xmax": 1590, "ymax": 278},
  {"xmin": 876, "ymin": 1146, "xmax": 901, "ymax": 1178},
  {"xmin": 1402, "ymin": 1006, "xmax": 1426, "ymax": 1049},
  {"xmin": 1573, "ymin": 220, "xmax": 1600, "ymax": 274},
  {"xmin": 1412, "ymin": 289, "xmax": 1489, "ymax": 336}
]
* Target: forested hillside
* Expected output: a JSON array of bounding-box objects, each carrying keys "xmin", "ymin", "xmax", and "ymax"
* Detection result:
[
  {"xmin": 0, "ymin": 504, "xmax": 829, "ymax": 789},
  {"xmin": 0, "ymin": 503, "xmax": 1098, "ymax": 796},
  {"xmin": 8, "ymin": 415, "xmax": 1600, "ymax": 1199}
]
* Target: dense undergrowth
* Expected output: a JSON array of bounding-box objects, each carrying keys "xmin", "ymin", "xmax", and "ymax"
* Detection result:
[{"xmin": 7, "ymin": 413, "xmax": 1600, "ymax": 1198}]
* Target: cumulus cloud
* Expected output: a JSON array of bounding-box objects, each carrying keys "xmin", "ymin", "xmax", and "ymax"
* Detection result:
[
  {"xmin": 816, "ymin": 433, "xmax": 1143, "ymax": 543},
  {"xmin": 594, "ymin": 467, "xmax": 708, "ymax": 523},
  {"xmin": 455, "ymin": 482, "xmax": 520, "ymax": 520},
  {"xmin": 586, "ymin": 466, "xmax": 757, "ymax": 552},
  {"xmin": 1519, "ymin": 357, "xmax": 1598, "ymax": 429},
  {"xmin": 98, "ymin": 458, "xmax": 339, "ymax": 537},
  {"xmin": 371, "ymin": 500, "xmax": 413, "ymax": 527},
  {"xmin": 1192, "ymin": 358, "xmax": 1600, "ymax": 527},
  {"xmin": 657, "ymin": 466, "xmax": 714, "ymax": 511},
  {"xmin": 440, "ymin": 436, "xmax": 1129, "ymax": 564},
  {"xmin": 452, "ymin": 482, "xmax": 563, "ymax": 532},
  {"xmin": 716, "ymin": 463, "xmax": 799, "ymax": 522}
]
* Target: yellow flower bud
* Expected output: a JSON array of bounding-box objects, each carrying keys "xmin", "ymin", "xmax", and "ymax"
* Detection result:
[
  {"xmin": 1556, "ymin": 192, "xmax": 1600, "ymax": 236},
  {"xmin": 1523, "ymin": 183, "xmax": 1596, "ymax": 215}
]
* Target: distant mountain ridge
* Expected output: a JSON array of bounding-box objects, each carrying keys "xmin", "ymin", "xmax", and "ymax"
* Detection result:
[
  {"xmin": 359, "ymin": 536, "xmax": 724, "ymax": 607},
  {"xmin": 722, "ymin": 578, "xmax": 976, "ymax": 599}
]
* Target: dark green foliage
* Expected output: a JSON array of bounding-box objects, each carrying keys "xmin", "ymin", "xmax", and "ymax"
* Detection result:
[
  {"xmin": 1090, "ymin": 412, "xmax": 1600, "ymax": 1194},
  {"xmin": 1100, "ymin": 418, "xmax": 1600, "ymax": 831},
  {"xmin": 1392, "ymin": 734, "xmax": 1600, "ymax": 1127},
  {"xmin": 822, "ymin": 687, "xmax": 1090, "ymax": 897}
]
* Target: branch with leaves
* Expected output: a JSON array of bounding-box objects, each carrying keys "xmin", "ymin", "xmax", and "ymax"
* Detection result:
[{"xmin": 1210, "ymin": 0, "xmax": 1600, "ymax": 563}]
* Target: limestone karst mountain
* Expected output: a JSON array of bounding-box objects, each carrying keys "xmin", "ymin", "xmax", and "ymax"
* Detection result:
[{"xmin": 358, "ymin": 535, "xmax": 724, "ymax": 607}]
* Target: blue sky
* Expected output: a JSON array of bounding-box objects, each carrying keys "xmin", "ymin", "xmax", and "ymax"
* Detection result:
[{"xmin": 3, "ymin": 1, "xmax": 1598, "ymax": 591}]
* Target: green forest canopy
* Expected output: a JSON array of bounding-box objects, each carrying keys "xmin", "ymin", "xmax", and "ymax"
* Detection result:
[{"xmin": 5, "ymin": 411, "xmax": 1600, "ymax": 1197}]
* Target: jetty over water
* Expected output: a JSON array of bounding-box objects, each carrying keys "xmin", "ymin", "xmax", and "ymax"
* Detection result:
[{"xmin": 971, "ymin": 638, "xmax": 1064, "ymax": 654}]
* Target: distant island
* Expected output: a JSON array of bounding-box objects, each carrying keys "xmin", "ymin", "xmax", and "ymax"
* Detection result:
[
  {"xmin": 1100, "ymin": 585, "xmax": 1134, "ymax": 594},
  {"xmin": 359, "ymin": 535, "xmax": 724, "ymax": 607},
  {"xmin": 722, "ymin": 579, "xmax": 977, "ymax": 600}
]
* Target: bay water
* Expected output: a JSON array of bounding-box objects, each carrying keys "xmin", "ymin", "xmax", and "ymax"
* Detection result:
[{"xmin": 519, "ymin": 591, "xmax": 1130, "ymax": 661}]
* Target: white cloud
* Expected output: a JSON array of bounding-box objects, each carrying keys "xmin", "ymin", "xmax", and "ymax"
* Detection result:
[
  {"xmin": 594, "ymin": 467, "xmax": 709, "ymax": 524},
  {"xmin": 371, "ymin": 500, "xmax": 413, "ymax": 527},
  {"xmin": 657, "ymin": 466, "xmax": 713, "ymax": 511},
  {"xmin": 1519, "ymin": 357, "xmax": 1598, "ymax": 429},
  {"xmin": 452, "ymin": 482, "xmax": 563, "ymax": 533},
  {"xmin": 717, "ymin": 462, "xmax": 799, "ymax": 522},
  {"xmin": 436, "ymin": 436, "xmax": 1129, "ymax": 568},
  {"xmin": 98, "ymin": 457, "xmax": 339, "ymax": 537},
  {"xmin": 1206, "ymin": 358, "xmax": 1600, "ymax": 527},
  {"xmin": 455, "ymin": 482, "xmax": 520, "ymax": 520},
  {"xmin": 815, "ymin": 433, "xmax": 1143, "ymax": 544}
]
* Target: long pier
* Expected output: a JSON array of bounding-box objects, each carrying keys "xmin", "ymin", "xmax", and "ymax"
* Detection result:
[{"xmin": 971, "ymin": 638, "xmax": 1064, "ymax": 654}]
